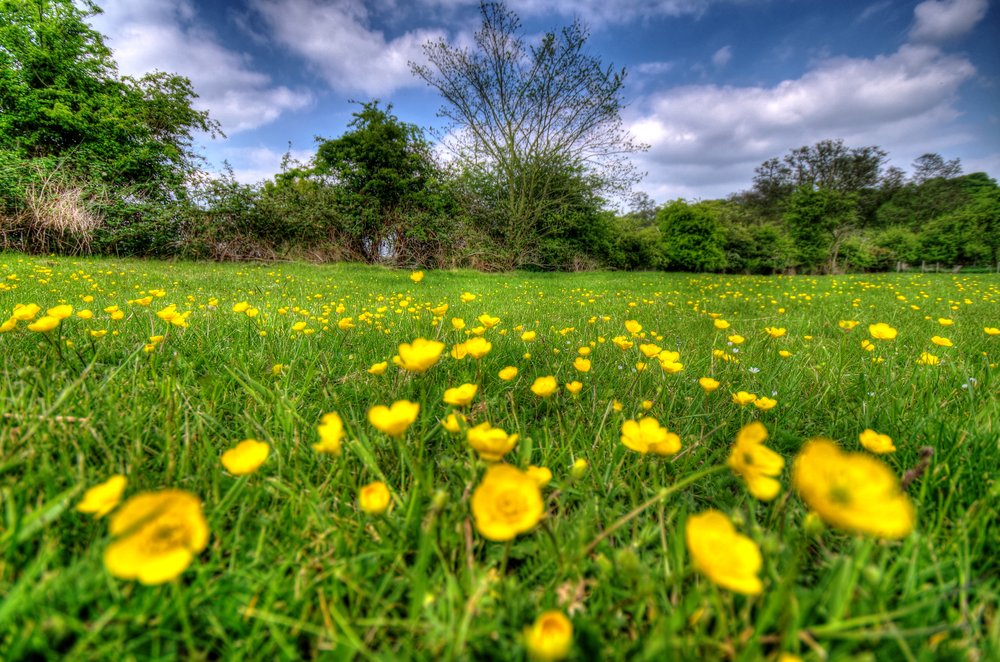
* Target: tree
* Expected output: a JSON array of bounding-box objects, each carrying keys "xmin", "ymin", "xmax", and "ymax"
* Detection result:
[
  {"xmin": 312, "ymin": 101, "xmax": 456, "ymax": 265},
  {"xmin": 0, "ymin": 0, "xmax": 220, "ymax": 199},
  {"xmin": 911, "ymin": 153, "xmax": 962, "ymax": 184},
  {"xmin": 783, "ymin": 186, "xmax": 857, "ymax": 273},
  {"xmin": 752, "ymin": 139, "xmax": 888, "ymax": 199},
  {"xmin": 657, "ymin": 201, "xmax": 727, "ymax": 272},
  {"xmin": 410, "ymin": 1, "xmax": 645, "ymax": 267}
]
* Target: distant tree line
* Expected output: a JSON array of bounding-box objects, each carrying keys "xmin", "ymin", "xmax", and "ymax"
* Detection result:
[{"xmin": 2, "ymin": 0, "xmax": 997, "ymax": 273}]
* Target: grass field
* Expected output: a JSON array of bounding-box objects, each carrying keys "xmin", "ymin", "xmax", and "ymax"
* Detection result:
[{"xmin": 1, "ymin": 253, "xmax": 998, "ymax": 661}]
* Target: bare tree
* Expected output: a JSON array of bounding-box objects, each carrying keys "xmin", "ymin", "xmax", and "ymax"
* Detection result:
[{"xmin": 410, "ymin": 2, "xmax": 645, "ymax": 264}]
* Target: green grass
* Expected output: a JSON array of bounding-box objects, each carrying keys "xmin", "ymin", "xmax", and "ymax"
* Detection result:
[{"xmin": 0, "ymin": 252, "xmax": 998, "ymax": 661}]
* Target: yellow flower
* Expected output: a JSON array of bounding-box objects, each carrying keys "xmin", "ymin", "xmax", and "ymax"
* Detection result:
[
  {"xmin": 916, "ymin": 351, "xmax": 940, "ymax": 366},
  {"xmin": 869, "ymin": 323, "xmax": 897, "ymax": 340},
  {"xmin": 221, "ymin": 439, "xmax": 270, "ymax": 476},
  {"xmin": 90, "ymin": 329, "xmax": 108, "ymax": 338},
  {"xmin": 472, "ymin": 464, "xmax": 544, "ymax": 545},
  {"xmin": 753, "ymin": 396, "xmax": 777, "ymax": 411},
  {"xmin": 523, "ymin": 610, "xmax": 573, "ymax": 661},
  {"xmin": 103, "ymin": 489, "xmax": 208, "ymax": 585},
  {"xmin": 727, "ymin": 334, "xmax": 745, "ymax": 345},
  {"xmin": 778, "ymin": 350, "xmax": 792, "ymax": 358},
  {"xmin": 337, "ymin": 317, "xmax": 355, "ymax": 330},
  {"xmin": 698, "ymin": 377, "xmax": 720, "ymax": 393},
  {"xmin": 477, "ymin": 314, "xmax": 500, "ymax": 329},
  {"xmin": 76, "ymin": 309, "xmax": 93, "ymax": 319},
  {"xmin": 0, "ymin": 317, "xmax": 16, "ymax": 332},
  {"xmin": 12, "ymin": 303, "xmax": 41, "ymax": 321},
  {"xmin": 985, "ymin": 327, "xmax": 1000, "ymax": 336},
  {"xmin": 467, "ymin": 421, "xmax": 519, "ymax": 461},
  {"xmin": 764, "ymin": 326, "xmax": 786, "ymax": 338},
  {"xmin": 612, "ymin": 335, "xmax": 634, "ymax": 350},
  {"xmin": 732, "ymin": 391, "xmax": 757, "ymax": 406},
  {"xmin": 47, "ymin": 304, "xmax": 73, "ymax": 319},
  {"xmin": 450, "ymin": 342, "xmax": 469, "ymax": 359},
  {"xmin": 727, "ymin": 422, "xmax": 784, "ymax": 501},
  {"xmin": 531, "ymin": 376, "xmax": 558, "ymax": 398},
  {"xmin": 635, "ymin": 361, "xmax": 647, "ymax": 372},
  {"xmin": 409, "ymin": 270, "xmax": 424, "ymax": 283},
  {"xmin": 76, "ymin": 475, "xmax": 127, "ymax": 518},
  {"xmin": 368, "ymin": 400, "xmax": 420, "ymax": 437},
  {"xmin": 359, "ymin": 481, "xmax": 391, "ymax": 514},
  {"xmin": 657, "ymin": 352, "xmax": 684, "ymax": 374},
  {"xmin": 639, "ymin": 343, "xmax": 662, "ymax": 358},
  {"xmin": 612, "ymin": 400, "xmax": 623, "ymax": 412},
  {"xmin": 620, "ymin": 417, "xmax": 681, "ymax": 456},
  {"xmin": 521, "ymin": 330, "xmax": 537, "ymax": 341},
  {"xmin": 460, "ymin": 292, "xmax": 477, "ymax": 303},
  {"xmin": 314, "ymin": 412, "xmax": 345, "ymax": 455},
  {"xmin": 396, "ymin": 337, "xmax": 445, "ymax": 373},
  {"xmin": 859, "ymin": 428, "xmax": 895, "ymax": 454},
  {"xmin": 624, "ymin": 319, "xmax": 642, "ymax": 335},
  {"xmin": 641, "ymin": 399, "xmax": 653, "ymax": 410},
  {"xmin": 573, "ymin": 357, "xmax": 591, "ymax": 372},
  {"xmin": 498, "ymin": 366, "xmax": 519, "ymax": 381},
  {"xmin": 526, "ymin": 465, "xmax": 552, "ymax": 487},
  {"xmin": 565, "ymin": 380, "xmax": 583, "ymax": 395},
  {"xmin": 155, "ymin": 304, "xmax": 179, "ymax": 322},
  {"xmin": 792, "ymin": 438, "xmax": 915, "ymax": 539},
  {"xmin": 937, "ymin": 318, "xmax": 953, "ymax": 326},
  {"xmin": 232, "ymin": 301, "xmax": 250, "ymax": 313},
  {"xmin": 713, "ymin": 319, "xmax": 731, "ymax": 330},
  {"xmin": 444, "ymin": 383, "xmax": 478, "ymax": 407},
  {"xmin": 451, "ymin": 317, "xmax": 466, "ymax": 330},
  {"xmin": 27, "ymin": 315, "xmax": 60, "ymax": 332},
  {"xmin": 464, "ymin": 336, "xmax": 492, "ymax": 359},
  {"xmin": 570, "ymin": 458, "xmax": 588, "ymax": 479},
  {"xmin": 368, "ymin": 361, "xmax": 388, "ymax": 375},
  {"xmin": 860, "ymin": 339, "xmax": 875, "ymax": 352},
  {"xmin": 441, "ymin": 412, "xmax": 467, "ymax": 434},
  {"xmin": 930, "ymin": 336, "xmax": 952, "ymax": 347},
  {"xmin": 838, "ymin": 320, "xmax": 859, "ymax": 331},
  {"xmin": 686, "ymin": 510, "xmax": 762, "ymax": 595}
]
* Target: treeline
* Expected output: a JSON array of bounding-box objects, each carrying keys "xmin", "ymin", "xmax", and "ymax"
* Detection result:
[
  {"xmin": 1, "ymin": 0, "xmax": 997, "ymax": 273},
  {"xmin": 647, "ymin": 144, "xmax": 1000, "ymax": 274}
]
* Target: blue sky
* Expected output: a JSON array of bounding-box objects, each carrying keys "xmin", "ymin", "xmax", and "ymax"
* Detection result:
[{"xmin": 88, "ymin": 0, "xmax": 999, "ymax": 203}]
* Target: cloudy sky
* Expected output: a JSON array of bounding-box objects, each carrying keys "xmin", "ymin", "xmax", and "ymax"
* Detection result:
[{"xmin": 88, "ymin": 0, "xmax": 999, "ymax": 203}]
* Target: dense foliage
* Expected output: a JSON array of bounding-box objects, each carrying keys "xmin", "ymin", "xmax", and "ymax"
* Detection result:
[{"xmin": 0, "ymin": 0, "xmax": 220, "ymax": 253}]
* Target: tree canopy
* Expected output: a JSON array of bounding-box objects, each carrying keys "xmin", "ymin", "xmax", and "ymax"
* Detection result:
[{"xmin": 0, "ymin": 0, "xmax": 220, "ymax": 198}]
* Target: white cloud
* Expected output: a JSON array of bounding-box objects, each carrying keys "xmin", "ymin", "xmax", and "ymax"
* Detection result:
[
  {"xmin": 90, "ymin": 0, "xmax": 312, "ymax": 135},
  {"xmin": 909, "ymin": 0, "xmax": 989, "ymax": 42},
  {"xmin": 421, "ymin": 0, "xmax": 737, "ymax": 25},
  {"xmin": 635, "ymin": 61, "xmax": 677, "ymax": 76},
  {"xmin": 627, "ymin": 44, "xmax": 977, "ymax": 199},
  {"xmin": 250, "ymin": 0, "xmax": 447, "ymax": 96},
  {"xmin": 711, "ymin": 45, "xmax": 732, "ymax": 68}
]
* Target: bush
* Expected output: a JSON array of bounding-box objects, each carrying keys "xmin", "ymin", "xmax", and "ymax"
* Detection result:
[{"xmin": 658, "ymin": 201, "xmax": 727, "ymax": 272}]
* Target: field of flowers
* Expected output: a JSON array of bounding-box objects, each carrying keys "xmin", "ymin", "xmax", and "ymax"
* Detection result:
[{"xmin": 1, "ymin": 253, "xmax": 998, "ymax": 660}]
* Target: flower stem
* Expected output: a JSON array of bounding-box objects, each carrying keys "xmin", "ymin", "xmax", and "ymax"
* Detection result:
[
  {"xmin": 171, "ymin": 580, "xmax": 198, "ymax": 656},
  {"xmin": 582, "ymin": 464, "xmax": 726, "ymax": 557}
]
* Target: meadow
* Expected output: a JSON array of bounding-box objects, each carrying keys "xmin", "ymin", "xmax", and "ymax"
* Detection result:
[{"xmin": 0, "ymin": 253, "xmax": 998, "ymax": 661}]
